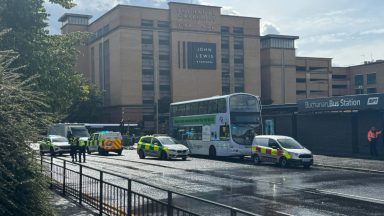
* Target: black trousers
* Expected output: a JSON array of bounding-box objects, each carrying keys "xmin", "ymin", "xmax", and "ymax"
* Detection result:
[
  {"xmin": 70, "ymin": 146, "xmax": 77, "ymax": 162},
  {"xmin": 370, "ymin": 139, "xmax": 378, "ymax": 156},
  {"xmin": 78, "ymin": 146, "xmax": 86, "ymax": 162}
]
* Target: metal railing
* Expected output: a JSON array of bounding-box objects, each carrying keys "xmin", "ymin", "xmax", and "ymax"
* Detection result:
[{"xmin": 41, "ymin": 156, "xmax": 258, "ymax": 216}]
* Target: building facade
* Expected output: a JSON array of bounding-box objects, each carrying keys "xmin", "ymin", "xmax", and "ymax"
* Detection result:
[
  {"xmin": 59, "ymin": 2, "xmax": 384, "ymax": 133},
  {"xmin": 59, "ymin": 2, "xmax": 261, "ymax": 132}
]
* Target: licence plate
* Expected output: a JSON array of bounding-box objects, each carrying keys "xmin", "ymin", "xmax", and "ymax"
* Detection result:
[{"xmin": 302, "ymin": 158, "xmax": 311, "ymax": 162}]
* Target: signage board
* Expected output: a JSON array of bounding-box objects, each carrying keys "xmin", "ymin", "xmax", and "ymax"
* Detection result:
[
  {"xmin": 297, "ymin": 94, "xmax": 384, "ymax": 113},
  {"xmin": 187, "ymin": 42, "xmax": 216, "ymax": 70}
]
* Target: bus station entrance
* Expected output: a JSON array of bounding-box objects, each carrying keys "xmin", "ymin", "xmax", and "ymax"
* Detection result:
[{"xmin": 262, "ymin": 93, "xmax": 384, "ymax": 157}]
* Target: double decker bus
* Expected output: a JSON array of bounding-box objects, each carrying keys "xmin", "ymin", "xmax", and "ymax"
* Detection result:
[{"xmin": 170, "ymin": 93, "xmax": 262, "ymax": 158}]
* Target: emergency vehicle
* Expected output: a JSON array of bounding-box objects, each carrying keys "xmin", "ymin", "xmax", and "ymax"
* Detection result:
[
  {"xmin": 137, "ymin": 135, "xmax": 189, "ymax": 160},
  {"xmin": 87, "ymin": 131, "xmax": 123, "ymax": 155},
  {"xmin": 39, "ymin": 135, "xmax": 71, "ymax": 156},
  {"xmin": 48, "ymin": 123, "xmax": 90, "ymax": 147},
  {"xmin": 252, "ymin": 135, "xmax": 313, "ymax": 168}
]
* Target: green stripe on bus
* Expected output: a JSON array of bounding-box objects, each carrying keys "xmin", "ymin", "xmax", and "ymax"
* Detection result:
[{"xmin": 172, "ymin": 115, "xmax": 216, "ymax": 126}]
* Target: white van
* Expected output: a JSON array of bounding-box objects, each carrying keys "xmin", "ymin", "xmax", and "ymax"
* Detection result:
[{"xmin": 252, "ymin": 135, "xmax": 313, "ymax": 168}]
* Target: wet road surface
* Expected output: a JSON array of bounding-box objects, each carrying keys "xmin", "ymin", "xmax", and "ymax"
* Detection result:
[{"xmin": 52, "ymin": 150, "xmax": 384, "ymax": 216}]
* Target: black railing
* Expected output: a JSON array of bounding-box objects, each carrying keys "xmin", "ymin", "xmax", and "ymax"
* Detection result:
[{"xmin": 41, "ymin": 156, "xmax": 258, "ymax": 216}]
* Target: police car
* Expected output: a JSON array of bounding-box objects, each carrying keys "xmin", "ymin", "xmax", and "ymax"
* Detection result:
[
  {"xmin": 252, "ymin": 135, "xmax": 313, "ymax": 168},
  {"xmin": 137, "ymin": 135, "xmax": 189, "ymax": 160},
  {"xmin": 39, "ymin": 135, "xmax": 71, "ymax": 156}
]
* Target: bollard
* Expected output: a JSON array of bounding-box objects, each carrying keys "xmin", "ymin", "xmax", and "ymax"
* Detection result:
[
  {"xmin": 63, "ymin": 160, "xmax": 66, "ymax": 195},
  {"xmin": 167, "ymin": 191, "xmax": 173, "ymax": 216},
  {"xmin": 99, "ymin": 171, "xmax": 103, "ymax": 216},
  {"xmin": 128, "ymin": 179, "xmax": 132, "ymax": 215},
  {"xmin": 79, "ymin": 164, "xmax": 83, "ymax": 205},
  {"xmin": 50, "ymin": 156, "xmax": 53, "ymax": 189},
  {"xmin": 40, "ymin": 155, "xmax": 43, "ymax": 173}
]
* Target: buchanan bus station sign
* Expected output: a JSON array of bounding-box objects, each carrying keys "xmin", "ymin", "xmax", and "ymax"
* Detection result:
[{"xmin": 297, "ymin": 93, "xmax": 384, "ymax": 113}]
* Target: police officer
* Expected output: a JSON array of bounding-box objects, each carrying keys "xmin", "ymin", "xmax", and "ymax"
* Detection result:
[
  {"xmin": 67, "ymin": 131, "xmax": 77, "ymax": 162},
  {"xmin": 78, "ymin": 139, "xmax": 86, "ymax": 163}
]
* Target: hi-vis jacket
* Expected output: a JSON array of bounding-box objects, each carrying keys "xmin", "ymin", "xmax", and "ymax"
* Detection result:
[{"xmin": 368, "ymin": 130, "xmax": 381, "ymax": 142}]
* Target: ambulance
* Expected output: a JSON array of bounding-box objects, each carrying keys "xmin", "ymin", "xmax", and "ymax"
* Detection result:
[
  {"xmin": 88, "ymin": 131, "xmax": 123, "ymax": 155},
  {"xmin": 252, "ymin": 135, "xmax": 313, "ymax": 168}
]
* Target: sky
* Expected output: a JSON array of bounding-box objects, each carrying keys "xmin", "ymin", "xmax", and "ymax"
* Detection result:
[{"xmin": 45, "ymin": 0, "xmax": 384, "ymax": 66}]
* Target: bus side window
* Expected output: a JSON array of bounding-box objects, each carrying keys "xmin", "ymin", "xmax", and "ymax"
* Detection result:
[{"xmin": 218, "ymin": 99, "xmax": 227, "ymax": 113}]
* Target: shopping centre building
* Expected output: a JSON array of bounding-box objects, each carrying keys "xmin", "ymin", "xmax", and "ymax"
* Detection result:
[{"xmin": 59, "ymin": 2, "xmax": 384, "ymax": 133}]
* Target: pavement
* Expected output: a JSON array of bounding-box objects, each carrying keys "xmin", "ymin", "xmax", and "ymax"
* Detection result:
[
  {"xmin": 50, "ymin": 191, "xmax": 96, "ymax": 216},
  {"xmin": 314, "ymin": 154, "xmax": 384, "ymax": 173}
]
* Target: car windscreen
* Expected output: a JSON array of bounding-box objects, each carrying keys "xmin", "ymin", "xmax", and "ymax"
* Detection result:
[
  {"xmin": 71, "ymin": 127, "xmax": 90, "ymax": 137},
  {"xmin": 277, "ymin": 138, "xmax": 304, "ymax": 149},
  {"xmin": 157, "ymin": 137, "xmax": 177, "ymax": 145},
  {"xmin": 51, "ymin": 137, "xmax": 68, "ymax": 142}
]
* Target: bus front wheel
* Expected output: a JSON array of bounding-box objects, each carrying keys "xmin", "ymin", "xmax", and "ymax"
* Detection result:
[{"xmin": 209, "ymin": 146, "xmax": 216, "ymax": 159}]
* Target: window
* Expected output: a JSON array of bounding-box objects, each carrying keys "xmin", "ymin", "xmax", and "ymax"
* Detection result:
[
  {"xmin": 296, "ymin": 90, "xmax": 306, "ymax": 94},
  {"xmin": 142, "ymin": 85, "xmax": 154, "ymax": 91},
  {"xmin": 254, "ymin": 138, "xmax": 268, "ymax": 147},
  {"xmin": 222, "ymin": 86, "xmax": 230, "ymax": 95},
  {"xmin": 234, "ymin": 58, "xmax": 244, "ymax": 64},
  {"xmin": 354, "ymin": 74, "xmax": 364, "ymax": 86},
  {"xmin": 367, "ymin": 88, "xmax": 377, "ymax": 94},
  {"xmin": 333, "ymin": 84, "xmax": 347, "ymax": 89},
  {"xmin": 296, "ymin": 66, "xmax": 306, "ymax": 71},
  {"xmin": 221, "ymin": 26, "xmax": 230, "ymax": 33},
  {"xmin": 268, "ymin": 139, "xmax": 279, "ymax": 148},
  {"xmin": 142, "ymin": 69, "xmax": 154, "ymax": 75},
  {"xmin": 296, "ymin": 78, "xmax": 306, "ymax": 83},
  {"xmin": 159, "ymin": 85, "xmax": 170, "ymax": 91},
  {"xmin": 235, "ymin": 86, "xmax": 244, "ymax": 93},
  {"xmin": 332, "ymin": 75, "xmax": 347, "ymax": 79},
  {"xmin": 217, "ymin": 99, "xmax": 227, "ymax": 113},
  {"xmin": 190, "ymin": 103, "xmax": 199, "ymax": 115},
  {"xmin": 142, "ymin": 54, "xmax": 153, "ymax": 60},
  {"xmin": 234, "ymin": 73, "xmax": 244, "ymax": 78},
  {"xmin": 143, "ymin": 115, "xmax": 154, "ymax": 121},
  {"xmin": 157, "ymin": 21, "xmax": 169, "ymax": 28},
  {"xmin": 367, "ymin": 73, "xmax": 376, "ymax": 85},
  {"xmin": 198, "ymin": 101, "xmax": 208, "ymax": 114},
  {"xmin": 355, "ymin": 89, "xmax": 364, "ymax": 94},
  {"xmin": 222, "ymin": 58, "xmax": 229, "ymax": 63},
  {"xmin": 159, "ymin": 70, "xmax": 170, "ymax": 75},
  {"xmin": 141, "ymin": 19, "xmax": 154, "ymax": 27},
  {"xmin": 233, "ymin": 27, "xmax": 244, "ymax": 34},
  {"xmin": 208, "ymin": 100, "xmax": 218, "ymax": 114},
  {"xmin": 141, "ymin": 137, "xmax": 151, "ymax": 143},
  {"xmin": 143, "ymin": 100, "xmax": 154, "ymax": 104},
  {"xmin": 159, "ymin": 55, "xmax": 169, "ymax": 60}
]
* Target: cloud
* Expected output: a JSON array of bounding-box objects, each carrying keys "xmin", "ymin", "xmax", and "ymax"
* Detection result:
[
  {"xmin": 261, "ymin": 22, "xmax": 280, "ymax": 35},
  {"xmin": 360, "ymin": 28, "xmax": 384, "ymax": 35}
]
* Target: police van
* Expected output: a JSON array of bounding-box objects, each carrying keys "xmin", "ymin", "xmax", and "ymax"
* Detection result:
[
  {"xmin": 88, "ymin": 131, "xmax": 123, "ymax": 155},
  {"xmin": 137, "ymin": 135, "xmax": 189, "ymax": 160},
  {"xmin": 252, "ymin": 135, "xmax": 313, "ymax": 168}
]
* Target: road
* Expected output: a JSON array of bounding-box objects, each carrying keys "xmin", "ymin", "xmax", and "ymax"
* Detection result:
[{"xmin": 52, "ymin": 149, "xmax": 384, "ymax": 216}]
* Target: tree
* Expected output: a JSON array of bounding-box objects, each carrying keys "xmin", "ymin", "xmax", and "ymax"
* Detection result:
[
  {"xmin": 0, "ymin": 51, "xmax": 53, "ymax": 215},
  {"xmin": 0, "ymin": 0, "xmax": 102, "ymax": 122}
]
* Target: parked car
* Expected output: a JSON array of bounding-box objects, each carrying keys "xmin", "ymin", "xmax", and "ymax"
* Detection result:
[
  {"xmin": 39, "ymin": 135, "xmax": 71, "ymax": 156},
  {"xmin": 252, "ymin": 135, "xmax": 313, "ymax": 168}
]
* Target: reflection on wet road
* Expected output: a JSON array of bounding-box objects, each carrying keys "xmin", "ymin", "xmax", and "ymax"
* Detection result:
[{"xmin": 56, "ymin": 150, "xmax": 384, "ymax": 215}]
